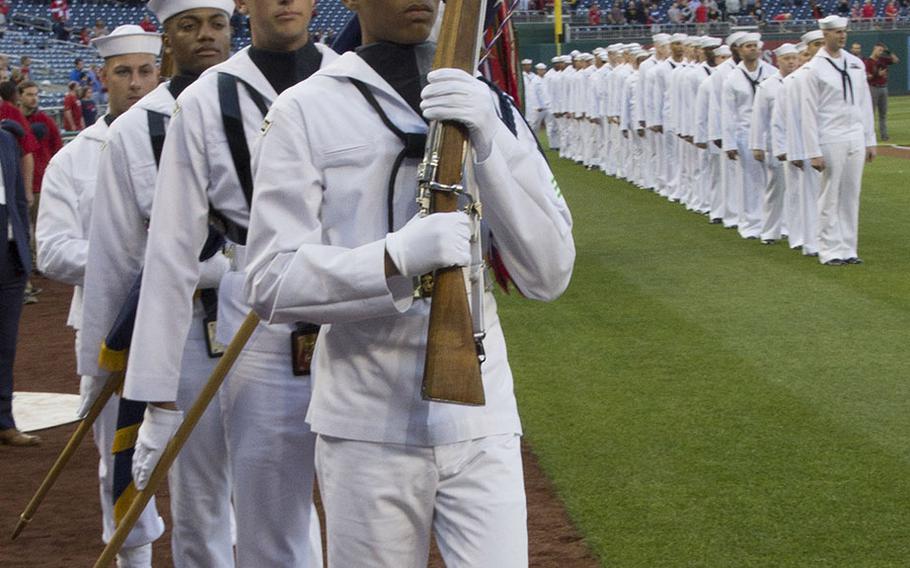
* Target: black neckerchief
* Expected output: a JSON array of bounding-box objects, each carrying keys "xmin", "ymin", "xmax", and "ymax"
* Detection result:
[
  {"xmin": 168, "ymin": 72, "xmax": 199, "ymax": 99},
  {"xmin": 740, "ymin": 64, "xmax": 763, "ymax": 95},
  {"xmin": 104, "ymin": 114, "xmax": 115, "ymax": 126},
  {"xmin": 356, "ymin": 41, "xmax": 433, "ymax": 118},
  {"xmin": 248, "ymin": 41, "xmax": 322, "ymax": 95},
  {"xmin": 704, "ymin": 65, "xmax": 712, "ymax": 76},
  {"xmin": 824, "ymin": 56, "xmax": 854, "ymax": 104}
]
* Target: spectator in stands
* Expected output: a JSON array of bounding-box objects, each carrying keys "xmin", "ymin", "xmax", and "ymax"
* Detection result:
[
  {"xmin": 49, "ymin": 0, "xmax": 70, "ymax": 23},
  {"xmin": 884, "ymin": 0, "xmax": 899, "ymax": 18},
  {"xmin": 138, "ymin": 14, "xmax": 157, "ymax": 32},
  {"xmin": 18, "ymin": 80, "xmax": 62, "ymax": 271},
  {"xmin": 69, "ymin": 58, "xmax": 86, "ymax": 84},
  {"xmin": 866, "ymin": 42, "xmax": 899, "ymax": 140},
  {"xmin": 588, "ymin": 2, "xmax": 602, "ymax": 24},
  {"xmin": 850, "ymin": 2, "xmax": 863, "ymax": 18},
  {"xmin": 667, "ymin": 1, "xmax": 684, "ymax": 22},
  {"xmin": 837, "ymin": 0, "xmax": 850, "ymax": 15},
  {"xmin": 810, "ymin": 0, "xmax": 824, "ymax": 18},
  {"xmin": 79, "ymin": 86, "xmax": 96, "ymax": 127},
  {"xmin": 62, "ymin": 81, "xmax": 83, "ymax": 131},
  {"xmin": 0, "ymin": 0, "xmax": 9, "ymax": 18},
  {"xmin": 680, "ymin": 0, "xmax": 695, "ymax": 21},
  {"xmin": 88, "ymin": 64, "xmax": 105, "ymax": 106},
  {"xmin": 91, "ymin": 19, "xmax": 109, "ymax": 39},
  {"xmin": 0, "ymin": 81, "xmax": 36, "ymax": 227},
  {"xmin": 53, "ymin": 19, "xmax": 70, "ymax": 42},
  {"xmin": 850, "ymin": 41, "xmax": 863, "ymax": 56},
  {"xmin": 861, "ymin": 0, "xmax": 875, "ymax": 18},
  {"xmin": 17, "ymin": 56, "xmax": 29, "ymax": 81},
  {"xmin": 608, "ymin": 2, "xmax": 626, "ymax": 23},
  {"xmin": 695, "ymin": 0, "xmax": 709, "ymax": 22},
  {"xmin": 708, "ymin": 4, "xmax": 721, "ymax": 19},
  {"xmin": 749, "ymin": 0, "xmax": 764, "ymax": 20},
  {"xmin": 77, "ymin": 26, "xmax": 89, "ymax": 45}
]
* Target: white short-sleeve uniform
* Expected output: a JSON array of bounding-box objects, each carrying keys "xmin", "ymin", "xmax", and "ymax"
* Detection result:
[
  {"xmin": 245, "ymin": 52, "xmax": 575, "ymax": 568},
  {"xmin": 123, "ymin": 45, "xmax": 337, "ymax": 567},
  {"xmin": 78, "ymin": 82, "xmax": 235, "ymax": 568},
  {"xmin": 36, "ymin": 117, "xmax": 165, "ymax": 555},
  {"xmin": 750, "ymin": 71, "xmax": 787, "ymax": 241}
]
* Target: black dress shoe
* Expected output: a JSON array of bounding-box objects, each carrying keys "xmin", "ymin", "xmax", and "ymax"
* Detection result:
[
  {"xmin": 745, "ymin": 235, "xmax": 759, "ymax": 240},
  {"xmin": 710, "ymin": 218, "xmax": 722, "ymax": 224},
  {"xmin": 824, "ymin": 259, "xmax": 846, "ymax": 266},
  {"xmin": 846, "ymin": 257, "xmax": 864, "ymax": 264},
  {"xmin": 761, "ymin": 239, "xmax": 776, "ymax": 245}
]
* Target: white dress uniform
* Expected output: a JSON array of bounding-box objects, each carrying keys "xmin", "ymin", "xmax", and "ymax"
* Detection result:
[
  {"xmin": 695, "ymin": 68, "xmax": 720, "ymax": 216},
  {"xmin": 591, "ymin": 57, "xmax": 612, "ymax": 171},
  {"xmin": 123, "ymin": 44, "xmax": 336, "ymax": 567},
  {"xmin": 799, "ymin": 46, "xmax": 875, "ymax": 263},
  {"xmin": 542, "ymin": 65, "xmax": 561, "ymax": 147},
  {"xmin": 609, "ymin": 61, "xmax": 632, "ymax": 179},
  {"xmin": 602, "ymin": 59, "xmax": 621, "ymax": 176},
  {"xmin": 722, "ymin": 59, "xmax": 777, "ymax": 239},
  {"xmin": 682, "ymin": 62, "xmax": 711, "ymax": 212},
  {"xmin": 784, "ymin": 64, "xmax": 820, "ymax": 255},
  {"xmin": 77, "ymin": 81, "xmax": 235, "ymax": 568},
  {"xmin": 651, "ymin": 57, "xmax": 682, "ymax": 197},
  {"xmin": 37, "ymin": 117, "xmax": 166, "ymax": 556},
  {"xmin": 522, "ymin": 70, "xmax": 541, "ymax": 130},
  {"xmin": 244, "ymin": 51, "xmax": 575, "ymax": 568},
  {"xmin": 771, "ymin": 71, "xmax": 802, "ymax": 248},
  {"xmin": 750, "ymin": 71, "xmax": 787, "ymax": 241},
  {"xmin": 637, "ymin": 55, "xmax": 660, "ymax": 190},
  {"xmin": 578, "ymin": 63, "xmax": 598, "ymax": 167},
  {"xmin": 620, "ymin": 66, "xmax": 643, "ymax": 184},
  {"xmin": 707, "ymin": 56, "xmax": 738, "ymax": 227},
  {"xmin": 557, "ymin": 64, "xmax": 576, "ymax": 159},
  {"xmin": 531, "ymin": 69, "xmax": 550, "ymax": 133}
]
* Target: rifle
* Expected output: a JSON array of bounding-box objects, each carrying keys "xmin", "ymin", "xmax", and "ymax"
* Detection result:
[{"xmin": 419, "ymin": 0, "xmax": 490, "ymax": 406}]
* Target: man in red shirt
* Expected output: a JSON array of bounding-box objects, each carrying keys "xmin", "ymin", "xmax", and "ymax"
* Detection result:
[
  {"xmin": 18, "ymin": 81, "xmax": 62, "ymax": 218},
  {"xmin": 865, "ymin": 42, "xmax": 899, "ymax": 140},
  {"xmin": 861, "ymin": 0, "xmax": 875, "ymax": 18},
  {"xmin": 62, "ymin": 80, "xmax": 83, "ymax": 131}
]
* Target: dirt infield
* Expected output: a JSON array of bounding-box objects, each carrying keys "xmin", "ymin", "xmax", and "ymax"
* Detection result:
[
  {"xmin": 875, "ymin": 144, "xmax": 910, "ymax": 159},
  {"xmin": 0, "ymin": 276, "xmax": 600, "ymax": 567}
]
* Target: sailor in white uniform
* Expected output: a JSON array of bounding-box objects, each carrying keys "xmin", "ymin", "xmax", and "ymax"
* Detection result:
[
  {"xmin": 36, "ymin": 25, "xmax": 165, "ymax": 568},
  {"xmin": 800, "ymin": 15, "xmax": 876, "ymax": 265},
  {"xmin": 707, "ymin": 31, "xmax": 745, "ymax": 226},
  {"xmin": 122, "ymin": 0, "xmax": 336, "ymax": 564}
]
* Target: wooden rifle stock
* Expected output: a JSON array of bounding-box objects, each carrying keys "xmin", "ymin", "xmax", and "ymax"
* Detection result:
[{"xmin": 421, "ymin": 0, "xmax": 486, "ymax": 406}]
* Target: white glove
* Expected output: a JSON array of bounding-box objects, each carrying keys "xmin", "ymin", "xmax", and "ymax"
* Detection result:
[
  {"xmin": 197, "ymin": 251, "xmax": 231, "ymax": 289},
  {"xmin": 385, "ymin": 212, "xmax": 472, "ymax": 278},
  {"xmin": 77, "ymin": 375, "xmax": 108, "ymax": 420},
  {"xmin": 420, "ymin": 68, "xmax": 501, "ymax": 161},
  {"xmin": 132, "ymin": 405, "xmax": 183, "ymax": 490}
]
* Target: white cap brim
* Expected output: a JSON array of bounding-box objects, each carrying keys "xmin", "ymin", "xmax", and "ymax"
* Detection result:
[
  {"xmin": 92, "ymin": 25, "xmax": 161, "ymax": 58},
  {"xmin": 147, "ymin": 0, "xmax": 234, "ymax": 24}
]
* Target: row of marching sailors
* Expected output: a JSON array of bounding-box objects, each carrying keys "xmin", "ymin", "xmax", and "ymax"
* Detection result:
[{"xmin": 539, "ymin": 16, "xmax": 876, "ymax": 266}]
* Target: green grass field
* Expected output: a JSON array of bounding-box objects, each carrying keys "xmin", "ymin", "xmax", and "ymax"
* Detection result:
[
  {"xmin": 496, "ymin": 141, "xmax": 910, "ymax": 565},
  {"xmin": 877, "ymin": 94, "xmax": 910, "ymax": 144}
]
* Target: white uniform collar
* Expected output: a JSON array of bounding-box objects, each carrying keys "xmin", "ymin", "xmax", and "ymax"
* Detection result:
[
  {"xmin": 134, "ymin": 81, "xmax": 176, "ymax": 115},
  {"xmin": 316, "ymin": 51, "xmax": 423, "ymax": 121},
  {"xmin": 78, "ymin": 116, "xmax": 109, "ymax": 142}
]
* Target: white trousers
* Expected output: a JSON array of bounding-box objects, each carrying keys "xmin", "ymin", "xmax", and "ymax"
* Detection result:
[
  {"xmin": 720, "ymin": 153, "xmax": 740, "ymax": 228},
  {"xmin": 801, "ymin": 166, "xmax": 821, "ymax": 255},
  {"xmin": 663, "ymin": 132, "xmax": 679, "ymax": 199},
  {"xmin": 760, "ymin": 154, "xmax": 786, "ymax": 241},
  {"xmin": 734, "ymin": 139, "xmax": 766, "ymax": 239},
  {"xmin": 74, "ymin": 332, "xmax": 164, "ymax": 556},
  {"xmin": 544, "ymin": 112, "xmax": 558, "ymax": 149},
  {"xmin": 316, "ymin": 433, "xmax": 527, "ymax": 568},
  {"xmin": 170, "ymin": 317, "xmax": 235, "ymax": 568},
  {"xmin": 817, "ymin": 140, "xmax": 865, "ymax": 263},
  {"xmin": 641, "ymin": 129, "xmax": 656, "ymax": 190},
  {"xmin": 784, "ymin": 163, "xmax": 804, "ymax": 248},
  {"xmin": 218, "ymin": 270, "xmax": 322, "ymax": 568},
  {"xmin": 653, "ymin": 130, "xmax": 668, "ymax": 195},
  {"xmin": 707, "ymin": 152, "xmax": 724, "ymax": 221}
]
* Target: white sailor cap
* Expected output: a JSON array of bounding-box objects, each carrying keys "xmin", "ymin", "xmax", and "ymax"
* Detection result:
[
  {"xmin": 597, "ymin": 51, "xmax": 610, "ymax": 61},
  {"xmin": 606, "ymin": 43, "xmax": 623, "ymax": 53},
  {"xmin": 796, "ymin": 42, "xmax": 808, "ymax": 52},
  {"xmin": 147, "ymin": 0, "xmax": 234, "ymax": 24},
  {"xmin": 634, "ymin": 49, "xmax": 650, "ymax": 59},
  {"xmin": 774, "ymin": 43, "xmax": 799, "ymax": 57},
  {"xmin": 652, "ymin": 33, "xmax": 671, "ymax": 46},
  {"xmin": 701, "ymin": 36, "xmax": 722, "ymax": 48},
  {"xmin": 734, "ymin": 32, "xmax": 761, "ymax": 46},
  {"xmin": 715, "ymin": 45, "xmax": 732, "ymax": 57},
  {"xmin": 570, "ymin": 49, "xmax": 581, "ymax": 57},
  {"xmin": 725, "ymin": 31, "xmax": 747, "ymax": 46},
  {"xmin": 803, "ymin": 30, "xmax": 825, "ymax": 44},
  {"xmin": 818, "ymin": 15, "xmax": 849, "ymax": 29},
  {"xmin": 684, "ymin": 36, "xmax": 701, "ymax": 46},
  {"xmin": 535, "ymin": 62, "xmax": 547, "ymax": 70},
  {"xmin": 92, "ymin": 25, "xmax": 161, "ymax": 58},
  {"xmin": 551, "ymin": 55, "xmax": 562, "ymax": 63},
  {"xmin": 579, "ymin": 52, "xmax": 595, "ymax": 61},
  {"xmin": 521, "ymin": 58, "xmax": 532, "ymax": 65},
  {"xmin": 670, "ymin": 33, "xmax": 688, "ymax": 43},
  {"xmin": 560, "ymin": 54, "xmax": 573, "ymax": 63},
  {"xmin": 625, "ymin": 42, "xmax": 641, "ymax": 49}
]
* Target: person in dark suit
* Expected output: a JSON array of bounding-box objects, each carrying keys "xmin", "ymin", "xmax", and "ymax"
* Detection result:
[{"xmin": 0, "ymin": 126, "xmax": 40, "ymax": 446}]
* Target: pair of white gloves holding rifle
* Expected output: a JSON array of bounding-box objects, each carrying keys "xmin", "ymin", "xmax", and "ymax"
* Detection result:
[{"xmin": 130, "ymin": 69, "xmax": 503, "ymax": 487}]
